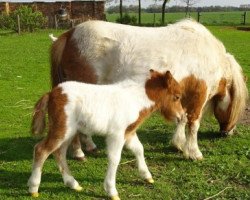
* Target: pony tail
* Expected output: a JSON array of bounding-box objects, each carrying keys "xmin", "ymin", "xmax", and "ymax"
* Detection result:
[
  {"xmin": 31, "ymin": 93, "xmax": 50, "ymax": 136},
  {"xmin": 227, "ymin": 53, "xmax": 248, "ymax": 125},
  {"xmin": 50, "ymin": 31, "xmax": 68, "ymax": 87}
]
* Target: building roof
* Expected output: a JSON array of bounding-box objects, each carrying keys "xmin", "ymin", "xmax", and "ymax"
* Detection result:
[{"xmin": 3, "ymin": 0, "xmax": 105, "ymax": 2}]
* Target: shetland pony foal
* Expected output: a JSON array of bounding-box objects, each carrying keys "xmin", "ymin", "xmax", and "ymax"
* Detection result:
[{"xmin": 28, "ymin": 70, "xmax": 184, "ymax": 199}]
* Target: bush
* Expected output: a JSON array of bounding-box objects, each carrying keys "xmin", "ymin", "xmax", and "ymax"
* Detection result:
[
  {"xmin": 0, "ymin": 6, "xmax": 47, "ymax": 32},
  {"xmin": 116, "ymin": 13, "xmax": 137, "ymax": 25},
  {"xmin": 0, "ymin": 12, "xmax": 15, "ymax": 30}
]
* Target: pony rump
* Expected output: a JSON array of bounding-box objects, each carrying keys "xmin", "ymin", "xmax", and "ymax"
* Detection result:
[
  {"xmin": 227, "ymin": 53, "xmax": 248, "ymax": 128},
  {"xmin": 31, "ymin": 93, "xmax": 49, "ymax": 136}
]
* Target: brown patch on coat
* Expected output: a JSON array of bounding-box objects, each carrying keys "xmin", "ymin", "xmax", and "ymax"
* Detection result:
[
  {"xmin": 213, "ymin": 78, "xmax": 234, "ymax": 132},
  {"xmin": 44, "ymin": 86, "xmax": 68, "ymax": 152},
  {"xmin": 125, "ymin": 70, "xmax": 184, "ymax": 140},
  {"xmin": 125, "ymin": 107, "xmax": 156, "ymax": 140},
  {"xmin": 179, "ymin": 75, "xmax": 207, "ymax": 127},
  {"xmin": 50, "ymin": 28, "xmax": 97, "ymax": 87}
]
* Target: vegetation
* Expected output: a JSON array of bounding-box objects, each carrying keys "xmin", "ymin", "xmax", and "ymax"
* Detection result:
[
  {"xmin": 0, "ymin": 26, "xmax": 249, "ymax": 199},
  {"xmin": 0, "ymin": 6, "xmax": 46, "ymax": 32}
]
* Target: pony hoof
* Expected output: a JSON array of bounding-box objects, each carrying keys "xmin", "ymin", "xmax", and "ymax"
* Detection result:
[
  {"xmin": 74, "ymin": 185, "xmax": 83, "ymax": 192},
  {"xmin": 111, "ymin": 195, "xmax": 121, "ymax": 200},
  {"xmin": 146, "ymin": 178, "xmax": 154, "ymax": 184},
  {"xmin": 74, "ymin": 156, "xmax": 87, "ymax": 162},
  {"xmin": 30, "ymin": 192, "xmax": 39, "ymax": 198},
  {"xmin": 196, "ymin": 156, "xmax": 203, "ymax": 161}
]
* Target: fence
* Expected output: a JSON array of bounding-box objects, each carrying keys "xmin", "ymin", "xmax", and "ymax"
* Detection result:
[{"xmin": 106, "ymin": 11, "xmax": 250, "ymax": 26}]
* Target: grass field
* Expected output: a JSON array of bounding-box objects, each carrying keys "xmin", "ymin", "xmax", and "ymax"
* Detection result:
[
  {"xmin": 0, "ymin": 25, "xmax": 249, "ymax": 200},
  {"xmin": 106, "ymin": 11, "xmax": 250, "ymax": 26}
]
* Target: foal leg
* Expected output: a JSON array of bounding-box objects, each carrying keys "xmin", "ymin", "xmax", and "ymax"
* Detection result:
[
  {"xmin": 125, "ymin": 133, "xmax": 153, "ymax": 183},
  {"xmin": 54, "ymin": 140, "xmax": 82, "ymax": 191},
  {"xmin": 80, "ymin": 134, "xmax": 97, "ymax": 153},
  {"xmin": 104, "ymin": 134, "xmax": 125, "ymax": 200},
  {"xmin": 27, "ymin": 137, "xmax": 63, "ymax": 197},
  {"xmin": 71, "ymin": 133, "xmax": 86, "ymax": 161}
]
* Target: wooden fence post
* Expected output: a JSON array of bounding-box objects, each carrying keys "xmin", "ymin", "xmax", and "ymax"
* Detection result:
[
  {"xmin": 54, "ymin": 15, "xmax": 58, "ymax": 29},
  {"xmin": 17, "ymin": 15, "xmax": 21, "ymax": 35},
  {"xmin": 242, "ymin": 11, "xmax": 247, "ymax": 25},
  {"xmin": 197, "ymin": 11, "xmax": 201, "ymax": 22}
]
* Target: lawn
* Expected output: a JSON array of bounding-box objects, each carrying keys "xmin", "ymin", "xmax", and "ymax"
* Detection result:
[
  {"xmin": 0, "ymin": 25, "xmax": 249, "ymax": 200},
  {"xmin": 106, "ymin": 11, "xmax": 250, "ymax": 26}
]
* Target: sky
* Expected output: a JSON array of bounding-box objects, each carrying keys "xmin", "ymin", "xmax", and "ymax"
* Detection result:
[{"xmin": 107, "ymin": 0, "xmax": 250, "ymax": 8}]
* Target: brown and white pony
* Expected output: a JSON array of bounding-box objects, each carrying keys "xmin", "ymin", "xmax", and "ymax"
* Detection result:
[
  {"xmin": 28, "ymin": 70, "xmax": 185, "ymax": 199},
  {"xmin": 50, "ymin": 19, "xmax": 248, "ymax": 160}
]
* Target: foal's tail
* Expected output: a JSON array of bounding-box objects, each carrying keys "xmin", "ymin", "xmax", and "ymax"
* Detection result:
[
  {"xmin": 227, "ymin": 53, "xmax": 248, "ymax": 125},
  {"xmin": 31, "ymin": 93, "xmax": 50, "ymax": 136}
]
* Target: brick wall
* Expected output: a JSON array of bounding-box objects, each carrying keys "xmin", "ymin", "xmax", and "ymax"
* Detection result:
[{"xmin": 0, "ymin": 1, "xmax": 105, "ymax": 26}]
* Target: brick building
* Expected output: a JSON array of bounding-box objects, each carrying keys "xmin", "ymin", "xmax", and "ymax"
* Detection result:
[{"xmin": 0, "ymin": 0, "xmax": 106, "ymax": 27}]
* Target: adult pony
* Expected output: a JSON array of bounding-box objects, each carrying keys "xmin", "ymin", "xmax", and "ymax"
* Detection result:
[
  {"xmin": 50, "ymin": 19, "xmax": 248, "ymax": 160},
  {"xmin": 28, "ymin": 70, "xmax": 185, "ymax": 199}
]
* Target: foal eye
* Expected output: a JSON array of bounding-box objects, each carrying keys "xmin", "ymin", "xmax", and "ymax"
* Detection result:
[{"xmin": 174, "ymin": 95, "xmax": 180, "ymax": 101}]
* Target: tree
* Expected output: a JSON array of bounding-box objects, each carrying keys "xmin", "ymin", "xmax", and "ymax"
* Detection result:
[
  {"xmin": 106, "ymin": 0, "xmax": 124, "ymax": 22},
  {"xmin": 180, "ymin": 0, "xmax": 200, "ymax": 17},
  {"xmin": 161, "ymin": 0, "xmax": 171, "ymax": 25}
]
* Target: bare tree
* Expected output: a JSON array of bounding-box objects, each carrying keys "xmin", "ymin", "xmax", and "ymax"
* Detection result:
[
  {"xmin": 180, "ymin": 0, "xmax": 201, "ymax": 17},
  {"xmin": 106, "ymin": 0, "xmax": 124, "ymax": 22},
  {"xmin": 161, "ymin": 0, "xmax": 171, "ymax": 25}
]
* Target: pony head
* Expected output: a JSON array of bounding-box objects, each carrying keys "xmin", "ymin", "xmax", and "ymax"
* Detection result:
[
  {"xmin": 146, "ymin": 70, "xmax": 185, "ymax": 122},
  {"xmin": 213, "ymin": 56, "xmax": 248, "ymax": 136}
]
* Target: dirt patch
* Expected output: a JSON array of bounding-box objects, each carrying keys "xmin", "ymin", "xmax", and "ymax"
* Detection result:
[{"xmin": 240, "ymin": 104, "xmax": 250, "ymax": 125}]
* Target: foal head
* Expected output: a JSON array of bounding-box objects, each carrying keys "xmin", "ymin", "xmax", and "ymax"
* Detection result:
[{"xmin": 146, "ymin": 70, "xmax": 185, "ymax": 122}]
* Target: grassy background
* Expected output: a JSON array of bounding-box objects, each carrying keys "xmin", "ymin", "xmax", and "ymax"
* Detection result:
[
  {"xmin": 106, "ymin": 11, "xmax": 250, "ymax": 26},
  {"xmin": 0, "ymin": 24, "xmax": 249, "ymax": 199}
]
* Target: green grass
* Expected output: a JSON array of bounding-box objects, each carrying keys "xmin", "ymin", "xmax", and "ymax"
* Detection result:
[
  {"xmin": 0, "ymin": 26, "xmax": 249, "ymax": 200},
  {"xmin": 106, "ymin": 11, "xmax": 250, "ymax": 26}
]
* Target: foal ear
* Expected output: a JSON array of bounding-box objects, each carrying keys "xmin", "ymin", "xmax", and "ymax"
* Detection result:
[
  {"xmin": 164, "ymin": 71, "xmax": 173, "ymax": 88},
  {"xmin": 149, "ymin": 69, "xmax": 158, "ymax": 78}
]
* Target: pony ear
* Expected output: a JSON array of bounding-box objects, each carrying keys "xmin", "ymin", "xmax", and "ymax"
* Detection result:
[{"xmin": 164, "ymin": 71, "xmax": 173, "ymax": 88}]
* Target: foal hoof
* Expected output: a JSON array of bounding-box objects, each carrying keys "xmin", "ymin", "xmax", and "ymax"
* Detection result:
[
  {"xmin": 111, "ymin": 195, "xmax": 121, "ymax": 200},
  {"xmin": 146, "ymin": 178, "xmax": 154, "ymax": 184},
  {"xmin": 74, "ymin": 185, "xmax": 83, "ymax": 192},
  {"xmin": 86, "ymin": 147, "xmax": 99, "ymax": 155},
  {"xmin": 30, "ymin": 192, "xmax": 39, "ymax": 198}
]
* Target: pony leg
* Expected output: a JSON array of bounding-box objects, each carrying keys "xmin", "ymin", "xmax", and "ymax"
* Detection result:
[
  {"xmin": 125, "ymin": 133, "xmax": 153, "ymax": 183},
  {"xmin": 27, "ymin": 137, "xmax": 63, "ymax": 196},
  {"xmin": 71, "ymin": 133, "xmax": 86, "ymax": 161},
  {"xmin": 104, "ymin": 134, "xmax": 125, "ymax": 199},
  {"xmin": 183, "ymin": 120, "xmax": 203, "ymax": 160},
  {"xmin": 171, "ymin": 116, "xmax": 187, "ymax": 151},
  {"xmin": 54, "ymin": 140, "xmax": 82, "ymax": 191},
  {"xmin": 80, "ymin": 134, "xmax": 97, "ymax": 153}
]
